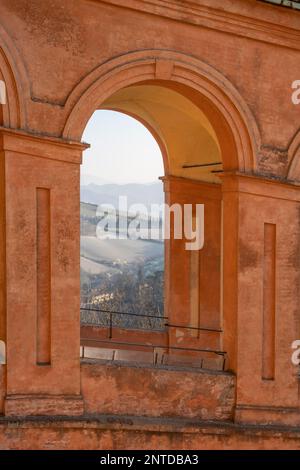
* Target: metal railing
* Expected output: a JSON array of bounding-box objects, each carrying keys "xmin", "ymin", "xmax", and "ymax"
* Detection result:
[
  {"xmin": 80, "ymin": 306, "xmax": 222, "ymax": 336},
  {"xmin": 80, "ymin": 307, "xmax": 226, "ymax": 370}
]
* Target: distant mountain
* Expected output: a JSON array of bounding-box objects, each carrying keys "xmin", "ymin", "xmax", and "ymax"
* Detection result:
[
  {"xmin": 80, "ymin": 182, "xmax": 164, "ymax": 211},
  {"xmin": 80, "ymin": 174, "xmax": 113, "ymax": 186}
]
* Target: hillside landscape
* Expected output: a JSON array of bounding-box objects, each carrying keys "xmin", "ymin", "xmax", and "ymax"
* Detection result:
[{"xmin": 80, "ymin": 181, "xmax": 165, "ymax": 329}]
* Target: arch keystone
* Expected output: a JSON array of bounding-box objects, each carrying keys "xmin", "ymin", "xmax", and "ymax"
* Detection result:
[{"xmin": 155, "ymin": 59, "xmax": 174, "ymax": 80}]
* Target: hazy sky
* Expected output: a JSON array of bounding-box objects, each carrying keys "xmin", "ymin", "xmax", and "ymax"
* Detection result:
[{"xmin": 81, "ymin": 110, "xmax": 164, "ymax": 185}]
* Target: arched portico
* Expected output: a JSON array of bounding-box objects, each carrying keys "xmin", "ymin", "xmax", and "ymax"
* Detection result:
[
  {"xmin": 0, "ymin": 46, "xmax": 300, "ymax": 428},
  {"xmin": 62, "ymin": 51, "xmax": 260, "ymax": 375}
]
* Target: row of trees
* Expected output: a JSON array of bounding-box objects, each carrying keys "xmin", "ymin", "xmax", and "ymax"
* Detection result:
[{"xmin": 81, "ymin": 263, "xmax": 164, "ymax": 330}]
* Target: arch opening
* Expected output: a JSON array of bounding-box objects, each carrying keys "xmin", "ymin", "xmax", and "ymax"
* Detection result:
[
  {"xmin": 0, "ymin": 340, "xmax": 5, "ymax": 365},
  {"xmin": 80, "ymin": 81, "xmax": 228, "ymax": 370},
  {"xmin": 0, "ymin": 70, "xmax": 6, "ymax": 353},
  {"xmin": 80, "ymin": 110, "xmax": 166, "ymax": 336},
  {"xmin": 0, "ymin": 73, "xmax": 5, "ymax": 126}
]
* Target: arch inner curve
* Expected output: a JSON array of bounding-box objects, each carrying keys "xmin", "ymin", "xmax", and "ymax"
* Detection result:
[{"xmin": 100, "ymin": 83, "xmax": 222, "ymax": 184}]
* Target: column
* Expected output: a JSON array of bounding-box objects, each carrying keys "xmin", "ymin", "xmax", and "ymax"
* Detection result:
[
  {"xmin": 163, "ymin": 176, "xmax": 222, "ymax": 359},
  {"xmin": 222, "ymin": 173, "xmax": 300, "ymax": 426},
  {"xmin": 1, "ymin": 128, "xmax": 87, "ymax": 416}
]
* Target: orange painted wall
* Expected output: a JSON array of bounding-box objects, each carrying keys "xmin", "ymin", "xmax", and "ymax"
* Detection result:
[{"xmin": 0, "ymin": 0, "xmax": 299, "ymax": 449}]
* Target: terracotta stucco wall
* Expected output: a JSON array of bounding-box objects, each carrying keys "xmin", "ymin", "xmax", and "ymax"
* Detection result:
[
  {"xmin": 0, "ymin": 0, "xmax": 299, "ymax": 176},
  {"xmin": 0, "ymin": 0, "xmax": 300, "ymax": 448},
  {"xmin": 81, "ymin": 361, "xmax": 235, "ymax": 420}
]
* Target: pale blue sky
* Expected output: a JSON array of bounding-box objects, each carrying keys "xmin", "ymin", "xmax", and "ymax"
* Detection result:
[{"xmin": 81, "ymin": 110, "xmax": 164, "ymax": 185}]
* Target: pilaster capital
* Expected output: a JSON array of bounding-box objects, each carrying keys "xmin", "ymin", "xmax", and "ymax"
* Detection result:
[
  {"xmin": 220, "ymin": 171, "xmax": 300, "ymax": 202},
  {"xmin": 160, "ymin": 175, "xmax": 222, "ymax": 200},
  {"xmin": 0, "ymin": 127, "xmax": 89, "ymax": 164}
]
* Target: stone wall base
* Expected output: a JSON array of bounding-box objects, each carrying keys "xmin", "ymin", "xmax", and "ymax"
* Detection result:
[
  {"xmin": 4, "ymin": 395, "xmax": 84, "ymax": 417},
  {"xmin": 0, "ymin": 415, "xmax": 300, "ymax": 449},
  {"xmin": 81, "ymin": 360, "xmax": 235, "ymax": 421},
  {"xmin": 235, "ymin": 405, "xmax": 300, "ymax": 427}
]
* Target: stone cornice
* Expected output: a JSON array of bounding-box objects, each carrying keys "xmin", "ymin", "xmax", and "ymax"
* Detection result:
[
  {"xmin": 96, "ymin": 0, "xmax": 300, "ymax": 51},
  {"xmin": 0, "ymin": 127, "xmax": 88, "ymax": 164},
  {"xmin": 220, "ymin": 171, "xmax": 300, "ymax": 202}
]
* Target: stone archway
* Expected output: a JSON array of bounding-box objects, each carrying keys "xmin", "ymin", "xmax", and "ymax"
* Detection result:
[
  {"xmin": 0, "ymin": 23, "xmax": 29, "ymax": 129},
  {"xmin": 63, "ymin": 50, "xmax": 260, "ymax": 173},
  {"xmin": 63, "ymin": 50, "xmax": 260, "ymax": 373},
  {"xmin": 0, "ymin": 34, "xmax": 28, "ymax": 351},
  {"xmin": 0, "ymin": 0, "xmax": 300, "ymax": 443},
  {"xmin": 0, "ymin": 37, "xmax": 26, "ymax": 417},
  {"xmin": 3, "ymin": 47, "xmax": 298, "ymax": 426}
]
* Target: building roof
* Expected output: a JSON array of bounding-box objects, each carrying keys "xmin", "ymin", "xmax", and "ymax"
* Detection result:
[{"xmin": 259, "ymin": 0, "xmax": 300, "ymax": 10}]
